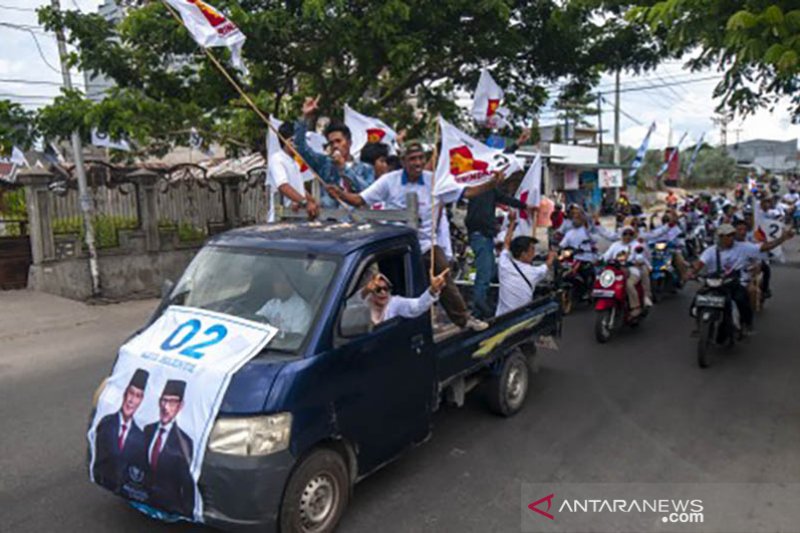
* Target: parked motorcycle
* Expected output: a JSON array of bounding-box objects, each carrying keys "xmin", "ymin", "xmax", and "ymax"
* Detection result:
[
  {"xmin": 649, "ymin": 241, "xmax": 683, "ymax": 301},
  {"xmin": 592, "ymin": 252, "xmax": 647, "ymax": 343},
  {"xmin": 557, "ymin": 247, "xmax": 595, "ymax": 315},
  {"xmin": 690, "ymin": 274, "xmax": 742, "ymax": 368}
]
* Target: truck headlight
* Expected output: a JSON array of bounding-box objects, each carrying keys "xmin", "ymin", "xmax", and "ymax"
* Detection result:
[{"xmin": 208, "ymin": 413, "xmax": 292, "ymax": 456}]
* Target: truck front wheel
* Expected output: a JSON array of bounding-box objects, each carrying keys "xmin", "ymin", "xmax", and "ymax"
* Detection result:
[
  {"xmin": 279, "ymin": 448, "xmax": 350, "ymax": 533},
  {"xmin": 486, "ymin": 350, "xmax": 530, "ymax": 417}
]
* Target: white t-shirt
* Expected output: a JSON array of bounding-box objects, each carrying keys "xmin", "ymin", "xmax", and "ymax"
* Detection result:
[
  {"xmin": 699, "ymin": 241, "xmax": 763, "ymax": 285},
  {"xmin": 496, "ymin": 249, "xmax": 548, "ymax": 316},
  {"xmin": 359, "ymin": 169, "xmax": 463, "ymax": 255},
  {"xmin": 256, "ymin": 293, "xmax": 312, "ymax": 334},
  {"xmin": 602, "ymin": 240, "xmax": 649, "ymax": 268},
  {"xmin": 559, "ymin": 226, "xmax": 600, "ymax": 262},
  {"xmin": 267, "ymin": 150, "xmax": 306, "ymax": 222}
]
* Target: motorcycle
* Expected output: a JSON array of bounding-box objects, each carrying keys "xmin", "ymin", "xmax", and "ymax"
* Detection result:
[
  {"xmin": 684, "ymin": 225, "xmax": 707, "ymax": 260},
  {"xmin": 649, "ymin": 241, "xmax": 683, "ymax": 301},
  {"xmin": 592, "ymin": 252, "xmax": 647, "ymax": 343},
  {"xmin": 690, "ymin": 274, "xmax": 743, "ymax": 368},
  {"xmin": 557, "ymin": 247, "xmax": 595, "ymax": 315}
]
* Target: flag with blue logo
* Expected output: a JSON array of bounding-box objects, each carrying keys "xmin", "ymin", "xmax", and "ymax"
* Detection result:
[{"xmin": 686, "ymin": 133, "xmax": 705, "ymax": 177}]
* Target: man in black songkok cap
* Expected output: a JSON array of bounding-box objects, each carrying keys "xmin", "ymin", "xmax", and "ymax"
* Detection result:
[
  {"xmin": 92, "ymin": 368, "xmax": 149, "ymax": 493},
  {"xmin": 143, "ymin": 379, "xmax": 195, "ymax": 517}
]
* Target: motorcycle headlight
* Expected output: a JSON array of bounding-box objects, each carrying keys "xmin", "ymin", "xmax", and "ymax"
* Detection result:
[
  {"xmin": 600, "ymin": 270, "xmax": 616, "ymax": 288},
  {"xmin": 706, "ymin": 278, "xmax": 723, "ymax": 288},
  {"xmin": 655, "ymin": 242, "xmax": 667, "ymax": 251},
  {"xmin": 208, "ymin": 413, "xmax": 292, "ymax": 456}
]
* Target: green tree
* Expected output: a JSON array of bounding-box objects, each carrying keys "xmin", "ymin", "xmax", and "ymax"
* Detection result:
[
  {"xmin": 630, "ymin": 1, "xmax": 800, "ymax": 119},
  {"xmin": 682, "ymin": 146, "xmax": 737, "ymax": 187},
  {"xmin": 34, "ymin": 0, "xmax": 671, "ymax": 155},
  {"xmin": 0, "ymin": 101, "xmax": 37, "ymax": 155}
]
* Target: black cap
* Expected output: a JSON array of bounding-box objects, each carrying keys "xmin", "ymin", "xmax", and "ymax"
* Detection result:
[
  {"xmin": 128, "ymin": 369, "xmax": 149, "ymax": 390},
  {"xmin": 162, "ymin": 379, "xmax": 186, "ymax": 400},
  {"xmin": 402, "ymin": 140, "xmax": 425, "ymax": 157}
]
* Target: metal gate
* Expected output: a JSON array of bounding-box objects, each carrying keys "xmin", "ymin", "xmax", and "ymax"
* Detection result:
[{"xmin": 0, "ymin": 187, "xmax": 31, "ymax": 290}]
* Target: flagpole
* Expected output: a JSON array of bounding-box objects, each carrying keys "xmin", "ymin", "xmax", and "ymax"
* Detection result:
[
  {"xmin": 159, "ymin": 0, "xmax": 346, "ymax": 209},
  {"xmin": 430, "ymin": 117, "xmax": 440, "ymax": 280}
]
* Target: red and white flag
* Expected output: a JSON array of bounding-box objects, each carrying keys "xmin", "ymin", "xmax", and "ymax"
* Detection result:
[
  {"xmin": 433, "ymin": 117, "xmax": 521, "ymax": 196},
  {"xmin": 165, "ymin": 0, "xmax": 247, "ymax": 72},
  {"xmin": 471, "ymin": 68, "xmax": 510, "ymax": 129},
  {"xmin": 343, "ymin": 104, "xmax": 397, "ymax": 156},
  {"xmin": 516, "ymin": 153, "xmax": 542, "ymax": 209}
]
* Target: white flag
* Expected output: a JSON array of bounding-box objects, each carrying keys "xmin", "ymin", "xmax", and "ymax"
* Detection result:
[
  {"xmin": 267, "ymin": 117, "xmax": 325, "ymax": 183},
  {"xmin": 0, "ymin": 146, "xmax": 28, "ymax": 166},
  {"xmin": 164, "ymin": 0, "xmax": 247, "ymax": 73},
  {"xmin": 754, "ymin": 204, "xmax": 785, "ymax": 263},
  {"xmin": 91, "ymin": 129, "xmax": 131, "ymax": 152},
  {"xmin": 343, "ymin": 104, "xmax": 398, "ymax": 157},
  {"xmin": 433, "ymin": 116, "xmax": 522, "ymax": 196},
  {"xmin": 516, "ymin": 153, "xmax": 542, "ymax": 208},
  {"xmin": 471, "ymin": 68, "xmax": 510, "ymax": 129}
]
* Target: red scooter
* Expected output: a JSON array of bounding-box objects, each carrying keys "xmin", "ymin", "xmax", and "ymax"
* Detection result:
[{"xmin": 592, "ymin": 252, "xmax": 647, "ymax": 343}]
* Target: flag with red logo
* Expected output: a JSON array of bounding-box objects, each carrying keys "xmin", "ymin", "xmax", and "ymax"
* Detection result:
[
  {"xmin": 471, "ymin": 68, "xmax": 510, "ymax": 129},
  {"xmin": 164, "ymin": 0, "xmax": 247, "ymax": 72},
  {"xmin": 516, "ymin": 153, "xmax": 542, "ymax": 209},
  {"xmin": 754, "ymin": 204, "xmax": 785, "ymax": 262},
  {"xmin": 433, "ymin": 117, "xmax": 521, "ymax": 196},
  {"xmin": 343, "ymin": 104, "xmax": 398, "ymax": 156},
  {"xmin": 267, "ymin": 116, "xmax": 326, "ymax": 181}
]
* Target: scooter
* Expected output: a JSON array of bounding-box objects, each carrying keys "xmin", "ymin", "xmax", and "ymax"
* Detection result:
[
  {"xmin": 592, "ymin": 252, "xmax": 647, "ymax": 343},
  {"xmin": 557, "ymin": 247, "xmax": 595, "ymax": 314},
  {"xmin": 649, "ymin": 241, "xmax": 683, "ymax": 301},
  {"xmin": 690, "ymin": 274, "xmax": 743, "ymax": 368}
]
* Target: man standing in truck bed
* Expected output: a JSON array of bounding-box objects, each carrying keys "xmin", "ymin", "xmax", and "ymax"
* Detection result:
[{"xmin": 328, "ymin": 139, "xmax": 510, "ymax": 332}]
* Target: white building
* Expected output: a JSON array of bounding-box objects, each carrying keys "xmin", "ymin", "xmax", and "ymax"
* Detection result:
[{"xmin": 83, "ymin": 0, "xmax": 123, "ymax": 103}]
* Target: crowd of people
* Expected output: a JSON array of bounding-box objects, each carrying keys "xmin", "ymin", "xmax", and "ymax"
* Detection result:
[{"xmin": 266, "ymin": 96, "xmax": 797, "ymax": 334}]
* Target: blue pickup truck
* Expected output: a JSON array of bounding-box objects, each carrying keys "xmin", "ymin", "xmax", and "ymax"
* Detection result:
[{"xmin": 99, "ymin": 221, "xmax": 562, "ymax": 532}]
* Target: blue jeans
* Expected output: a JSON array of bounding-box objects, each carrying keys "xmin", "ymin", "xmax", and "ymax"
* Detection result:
[{"xmin": 469, "ymin": 231, "xmax": 496, "ymax": 319}]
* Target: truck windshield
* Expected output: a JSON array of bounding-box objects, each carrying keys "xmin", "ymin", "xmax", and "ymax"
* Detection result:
[{"xmin": 168, "ymin": 246, "xmax": 337, "ymax": 353}]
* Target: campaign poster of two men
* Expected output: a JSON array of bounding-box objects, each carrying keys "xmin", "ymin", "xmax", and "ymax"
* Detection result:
[{"xmin": 91, "ymin": 369, "xmax": 195, "ymax": 518}]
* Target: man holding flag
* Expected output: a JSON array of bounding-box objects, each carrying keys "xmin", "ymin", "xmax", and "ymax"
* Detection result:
[
  {"xmin": 267, "ymin": 121, "xmax": 319, "ymax": 222},
  {"xmin": 327, "ymin": 140, "xmax": 508, "ymax": 331}
]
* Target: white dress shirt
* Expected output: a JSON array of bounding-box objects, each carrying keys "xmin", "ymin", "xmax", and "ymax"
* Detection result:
[
  {"xmin": 359, "ymin": 169, "xmax": 463, "ymax": 256},
  {"xmin": 369, "ymin": 290, "xmax": 438, "ymax": 324},
  {"xmin": 148, "ymin": 420, "xmax": 174, "ymax": 464},
  {"xmin": 267, "ymin": 150, "xmax": 306, "ymax": 222},
  {"xmin": 256, "ymin": 293, "xmax": 312, "ymax": 334},
  {"xmin": 496, "ymin": 250, "xmax": 548, "ymax": 316}
]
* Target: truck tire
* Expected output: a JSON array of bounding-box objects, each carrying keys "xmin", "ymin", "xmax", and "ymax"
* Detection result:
[
  {"xmin": 279, "ymin": 448, "xmax": 349, "ymax": 533},
  {"xmin": 486, "ymin": 350, "xmax": 529, "ymax": 417}
]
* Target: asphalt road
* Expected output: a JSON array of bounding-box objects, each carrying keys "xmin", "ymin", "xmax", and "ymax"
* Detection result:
[{"xmin": 3, "ymin": 256, "xmax": 800, "ymax": 532}]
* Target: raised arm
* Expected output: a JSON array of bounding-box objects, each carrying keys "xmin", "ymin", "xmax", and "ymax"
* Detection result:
[{"xmin": 504, "ymin": 210, "xmax": 518, "ymax": 250}]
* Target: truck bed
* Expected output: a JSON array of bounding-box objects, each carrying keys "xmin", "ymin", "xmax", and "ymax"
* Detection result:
[{"xmin": 432, "ymin": 291, "xmax": 561, "ymax": 390}]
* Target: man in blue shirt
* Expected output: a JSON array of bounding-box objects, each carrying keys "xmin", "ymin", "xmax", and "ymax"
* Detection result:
[{"xmin": 293, "ymin": 96, "xmax": 376, "ymax": 207}]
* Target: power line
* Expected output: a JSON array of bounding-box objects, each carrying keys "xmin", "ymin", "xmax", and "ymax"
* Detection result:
[
  {"xmin": 0, "ymin": 3, "xmax": 38, "ymax": 12},
  {"xmin": 0, "ymin": 92, "xmax": 57, "ymax": 100},
  {"xmin": 0, "ymin": 21, "xmax": 62, "ymax": 73},
  {"xmin": 0, "ymin": 76, "xmax": 84, "ymax": 87}
]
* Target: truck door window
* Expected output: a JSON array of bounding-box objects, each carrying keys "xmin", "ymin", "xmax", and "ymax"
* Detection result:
[{"xmin": 337, "ymin": 250, "xmax": 410, "ymax": 343}]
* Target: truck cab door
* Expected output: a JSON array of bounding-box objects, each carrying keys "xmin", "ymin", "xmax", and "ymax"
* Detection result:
[{"xmin": 332, "ymin": 247, "xmax": 435, "ymax": 474}]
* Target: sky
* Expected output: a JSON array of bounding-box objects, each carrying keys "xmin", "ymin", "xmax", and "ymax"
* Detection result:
[{"xmin": 2, "ymin": 0, "xmax": 799, "ymax": 152}]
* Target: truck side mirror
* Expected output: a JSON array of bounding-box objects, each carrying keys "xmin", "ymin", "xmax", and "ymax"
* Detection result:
[
  {"xmin": 161, "ymin": 279, "xmax": 175, "ymax": 300},
  {"xmin": 339, "ymin": 300, "xmax": 372, "ymax": 338}
]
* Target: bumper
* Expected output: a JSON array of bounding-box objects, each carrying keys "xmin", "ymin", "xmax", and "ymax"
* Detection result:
[{"xmin": 199, "ymin": 449, "xmax": 295, "ymax": 532}]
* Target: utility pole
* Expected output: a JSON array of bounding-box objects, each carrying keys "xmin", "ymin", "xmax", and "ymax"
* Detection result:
[
  {"xmin": 613, "ymin": 70, "xmax": 620, "ymax": 165},
  {"xmin": 51, "ymin": 0, "xmax": 101, "ymax": 297},
  {"xmin": 597, "ymin": 93, "xmax": 603, "ymax": 158}
]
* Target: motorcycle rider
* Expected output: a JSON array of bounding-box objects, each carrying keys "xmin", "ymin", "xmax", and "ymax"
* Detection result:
[
  {"xmin": 648, "ymin": 208, "xmax": 691, "ymax": 282},
  {"xmin": 690, "ymin": 223, "xmax": 794, "ymax": 333},
  {"xmin": 558, "ymin": 208, "xmax": 606, "ymax": 290},
  {"xmin": 602, "ymin": 226, "xmax": 651, "ymax": 317}
]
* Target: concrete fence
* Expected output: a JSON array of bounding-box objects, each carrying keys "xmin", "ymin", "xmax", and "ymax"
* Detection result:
[{"xmin": 20, "ymin": 167, "xmax": 253, "ymax": 301}]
